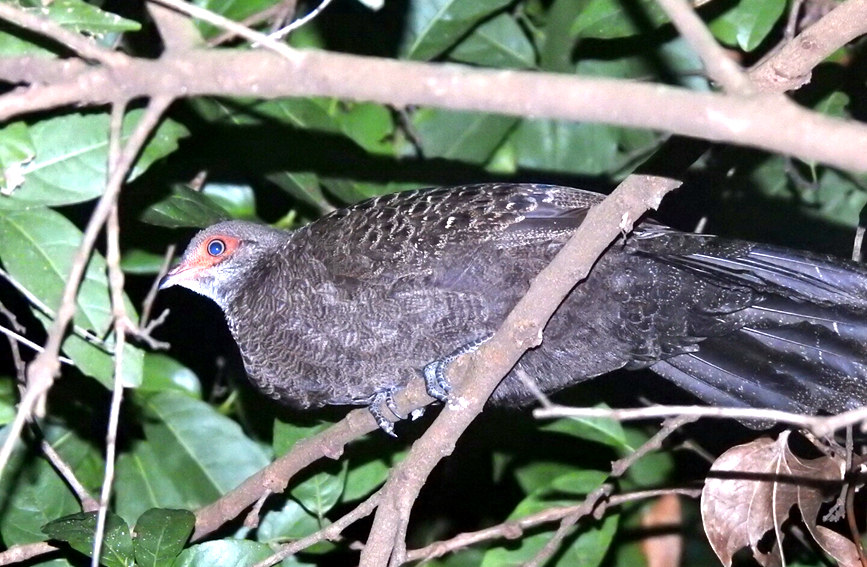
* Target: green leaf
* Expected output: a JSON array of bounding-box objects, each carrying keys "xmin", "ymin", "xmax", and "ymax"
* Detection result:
[
  {"xmin": 140, "ymin": 391, "xmax": 271, "ymax": 506},
  {"xmin": 0, "ymin": 379, "xmax": 14, "ymax": 426},
  {"xmin": 115, "ymin": 442, "xmax": 189, "ymax": 526},
  {"xmin": 257, "ymin": 499, "xmax": 320, "ymax": 544},
  {"xmin": 709, "ymin": 0, "xmax": 786, "ymax": 52},
  {"xmin": 0, "ymin": 207, "xmax": 111, "ymax": 332},
  {"xmin": 173, "ymin": 540, "xmax": 273, "ymax": 566},
  {"xmin": 34, "ymin": 0, "xmax": 140, "ymax": 35},
  {"xmin": 342, "ymin": 456, "xmax": 390, "ymax": 502},
  {"xmin": 43, "ymin": 511, "xmax": 134, "ymax": 567},
  {"xmin": 549, "ymin": 470, "xmax": 611, "ymax": 497},
  {"xmin": 449, "ymin": 13, "xmax": 535, "ymax": 69},
  {"xmin": 338, "ymin": 103, "xmax": 396, "ymax": 156},
  {"xmin": 514, "ymin": 461, "xmax": 579, "ymax": 495},
  {"xmin": 140, "ymin": 353, "xmax": 202, "ymax": 396},
  {"xmin": 267, "ymin": 171, "xmax": 332, "ymax": 212},
  {"xmin": 509, "ymin": 119, "xmax": 621, "ymax": 175},
  {"xmin": 571, "ymin": 0, "xmax": 670, "ymax": 39},
  {"xmin": 120, "ymin": 249, "xmax": 167, "ymax": 275},
  {"xmin": 192, "ymin": 0, "xmax": 284, "ymax": 38},
  {"xmin": 201, "ymin": 182, "xmax": 257, "ymax": 219},
  {"xmin": 37, "ymin": 313, "xmax": 145, "ymax": 390},
  {"xmin": 403, "ymin": 0, "xmax": 514, "ymax": 60},
  {"xmin": 0, "ymin": 111, "xmax": 188, "ymax": 209},
  {"xmin": 0, "ymin": 121, "xmax": 35, "ymax": 196},
  {"xmin": 273, "ymin": 419, "xmax": 333, "ymax": 457},
  {"xmin": 0, "ymin": 425, "xmax": 101, "ymax": 546},
  {"xmin": 413, "ymin": 109, "xmax": 517, "ymax": 163},
  {"xmin": 290, "ymin": 462, "xmax": 347, "ymax": 516},
  {"xmin": 0, "ymin": 207, "xmax": 143, "ymax": 387},
  {"xmin": 133, "ymin": 508, "xmax": 195, "ymax": 567},
  {"xmin": 140, "ymin": 185, "xmax": 230, "ymax": 228},
  {"xmin": 540, "ymin": 414, "xmax": 633, "ymax": 452},
  {"xmin": 815, "ymin": 91, "xmax": 850, "ymax": 120}
]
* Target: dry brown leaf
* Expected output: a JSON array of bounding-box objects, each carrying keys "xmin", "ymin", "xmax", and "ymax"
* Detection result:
[{"xmin": 701, "ymin": 432, "xmax": 852, "ymax": 566}]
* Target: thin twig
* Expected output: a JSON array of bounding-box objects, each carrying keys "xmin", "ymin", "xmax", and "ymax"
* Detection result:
[
  {"xmin": 654, "ymin": 0, "xmax": 754, "ymax": 94},
  {"xmin": 207, "ymin": 0, "xmax": 297, "ymax": 45},
  {"xmin": 0, "ymin": 323, "xmax": 74, "ymax": 365},
  {"xmin": 0, "ymin": 267, "xmax": 111, "ymax": 349},
  {"xmin": 0, "ymin": 302, "xmax": 26, "ymax": 384},
  {"xmin": 266, "ymin": 0, "xmax": 334, "ymax": 41},
  {"xmin": 533, "ymin": 403, "xmax": 867, "ymax": 439},
  {"xmin": 251, "ymin": 489, "xmax": 383, "ymax": 567},
  {"xmin": 611, "ymin": 416, "xmax": 697, "ymax": 477},
  {"xmin": 41, "ymin": 440, "xmax": 99, "ymax": 512},
  {"xmin": 90, "ymin": 102, "xmax": 131, "ymax": 567},
  {"xmin": 405, "ymin": 487, "xmax": 701, "ymax": 563},
  {"xmin": 149, "ymin": 0, "xmax": 301, "ymax": 60},
  {"xmin": 0, "ymin": 95, "xmax": 171, "ymax": 490}
]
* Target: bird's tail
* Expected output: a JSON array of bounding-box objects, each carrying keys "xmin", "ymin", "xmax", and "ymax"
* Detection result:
[{"xmin": 647, "ymin": 241, "xmax": 867, "ymax": 420}]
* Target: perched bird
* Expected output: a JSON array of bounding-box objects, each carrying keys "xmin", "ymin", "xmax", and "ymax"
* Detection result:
[{"xmin": 160, "ymin": 183, "xmax": 867, "ymax": 434}]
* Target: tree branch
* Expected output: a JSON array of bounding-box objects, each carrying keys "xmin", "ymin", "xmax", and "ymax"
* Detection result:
[{"xmin": 0, "ymin": 51, "xmax": 866, "ymax": 171}]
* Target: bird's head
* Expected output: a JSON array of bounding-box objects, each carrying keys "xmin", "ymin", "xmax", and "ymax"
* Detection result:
[{"xmin": 160, "ymin": 220, "xmax": 287, "ymax": 308}]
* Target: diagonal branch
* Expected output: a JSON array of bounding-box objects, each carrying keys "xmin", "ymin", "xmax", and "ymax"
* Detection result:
[{"xmin": 359, "ymin": 176, "xmax": 682, "ymax": 566}]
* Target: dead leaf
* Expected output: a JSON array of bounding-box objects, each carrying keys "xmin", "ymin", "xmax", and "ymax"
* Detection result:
[{"xmin": 701, "ymin": 432, "xmax": 853, "ymax": 566}]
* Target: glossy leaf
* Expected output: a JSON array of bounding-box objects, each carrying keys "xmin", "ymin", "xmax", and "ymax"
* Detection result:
[
  {"xmin": 173, "ymin": 540, "xmax": 273, "ymax": 566},
  {"xmin": 115, "ymin": 442, "xmax": 190, "ymax": 526},
  {"xmin": 257, "ymin": 499, "xmax": 320, "ymax": 544},
  {"xmin": 709, "ymin": 0, "xmax": 786, "ymax": 52},
  {"xmin": 140, "ymin": 185, "xmax": 230, "ymax": 228},
  {"xmin": 140, "ymin": 391, "xmax": 271, "ymax": 506},
  {"xmin": 202, "ymin": 182, "xmax": 257, "ymax": 219},
  {"xmin": 413, "ymin": 109, "xmax": 517, "ymax": 163},
  {"xmin": 571, "ymin": 0, "xmax": 670, "ymax": 39},
  {"xmin": 43, "ymin": 512, "xmax": 134, "ymax": 567},
  {"xmin": 449, "ymin": 13, "xmax": 535, "ymax": 68},
  {"xmin": 120, "ymin": 249, "xmax": 167, "ymax": 275},
  {"xmin": 0, "ymin": 426, "xmax": 101, "ymax": 546},
  {"xmin": 0, "ymin": 121, "xmax": 35, "ymax": 196},
  {"xmin": 0, "ymin": 111, "xmax": 188, "ymax": 209},
  {"xmin": 508, "ymin": 119, "xmax": 621, "ymax": 175},
  {"xmin": 35, "ymin": 0, "xmax": 140, "ymax": 34},
  {"xmin": 140, "ymin": 353, "xmax": 202, "ymax": 396},
  {"xmin": 540, "ymin": 414, "xmax": 633, "ymax": 452},
  {"xmin": 403, "ymin": 0, "xmax": 514, "ymax": 60},
  {"xmin": 0, "ymin": 207, "xmax": 143, "ymax": 387},
  {"xmin": 267, "ymin": 171, "xmax": 332, "ymax": 212},
  {"xmin": 290, "ymin": 462, "xmax": 347, "ymax": 516},
  {"xmin": 133, "ymin": 508, "xmax": 195, "ymax": 567}
]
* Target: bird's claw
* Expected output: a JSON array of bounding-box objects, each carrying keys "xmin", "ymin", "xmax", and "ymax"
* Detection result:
[
  {"xmin": 423, "ymin": 334, "xmax": 492, "ymax": 404},
  {"xmin": 368, "ymin": 388, "xmax": 405, "ymax": 437},
  {"xmin": 423, "ymin": 360, "xmax": 452, "ymax": 403}
]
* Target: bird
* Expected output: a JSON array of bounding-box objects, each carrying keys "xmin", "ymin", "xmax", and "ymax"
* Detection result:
[{"xmin": 160, "ymin": 183, "xmax": 867, "ymax": 435}]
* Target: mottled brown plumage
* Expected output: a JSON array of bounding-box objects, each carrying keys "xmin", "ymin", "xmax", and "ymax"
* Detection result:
[{"xmin": 161, "ymin": 184, "xmax": 867, "ymax": 432}]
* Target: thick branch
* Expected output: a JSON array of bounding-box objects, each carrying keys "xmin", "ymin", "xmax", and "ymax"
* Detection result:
[
  {"xmin": 750, "ymin": 0, "xmax": 867, "ymax": 91},
  {"xmin": 0, "ymin": 49, "xmax": 866, "ymax": 172}
]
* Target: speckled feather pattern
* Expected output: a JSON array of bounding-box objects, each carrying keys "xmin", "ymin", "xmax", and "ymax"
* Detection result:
[{"xmin": 178, "ymin": 183, "xmax": 867, "ymax": 419}]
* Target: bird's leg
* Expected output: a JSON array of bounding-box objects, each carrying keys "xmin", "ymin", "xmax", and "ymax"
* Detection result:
[{"xmin": 422, "ymin": 335, "xmax": 492, "ymax": 403}]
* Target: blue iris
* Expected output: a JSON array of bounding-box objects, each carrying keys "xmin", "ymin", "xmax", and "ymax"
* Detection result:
[{"xmin": 207, "ymin": 239, "xmax": 225, "ymax": 256}]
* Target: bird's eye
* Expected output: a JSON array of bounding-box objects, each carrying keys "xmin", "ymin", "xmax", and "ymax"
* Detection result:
[{"xmin": 207, "ymin": 239, "xmax": 226, "ymax": 256}]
